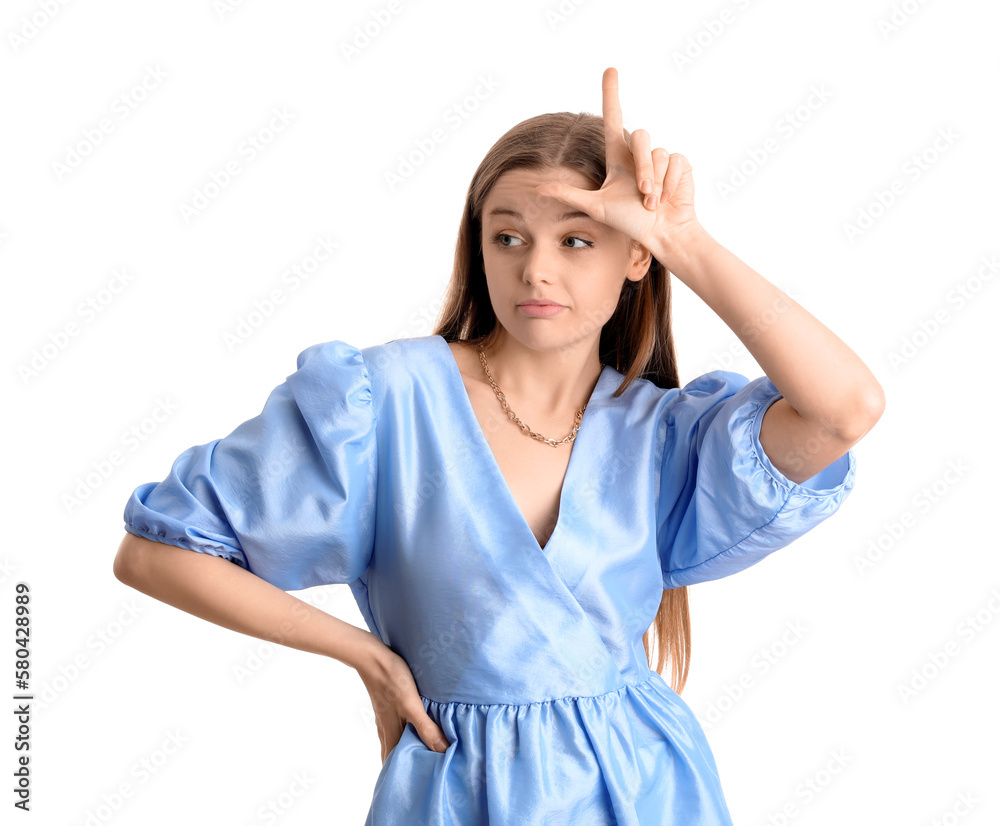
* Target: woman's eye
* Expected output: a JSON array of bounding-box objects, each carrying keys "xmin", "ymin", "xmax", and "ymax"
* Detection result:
[
  {"xmin": 491, "ymin": 233, "xmax": 593, "ymax": 250},
  {"xmin": 493, "ymin": 233, "xmax": 522, "ymax": 248}
]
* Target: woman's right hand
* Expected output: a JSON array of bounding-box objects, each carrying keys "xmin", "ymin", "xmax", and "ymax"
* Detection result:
[{"xmin": 356, "ymin": 635, "xmax": 451, "ymax": 763}]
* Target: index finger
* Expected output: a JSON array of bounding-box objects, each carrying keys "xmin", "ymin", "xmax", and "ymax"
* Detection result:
[{"xmin": 602, "ymin": 67, "xmax": 626, "ymax": 152}]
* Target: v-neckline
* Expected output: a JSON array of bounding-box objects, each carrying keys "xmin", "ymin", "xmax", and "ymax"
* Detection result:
[{"xmin": 435, "ymin": 334, "xmax": 611, "ymax": 553}]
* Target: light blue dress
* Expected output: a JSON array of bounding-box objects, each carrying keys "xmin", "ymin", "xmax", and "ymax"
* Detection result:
[{"xmin": 123, "ymin": 334, "xmax": 856, "ymax": 825}]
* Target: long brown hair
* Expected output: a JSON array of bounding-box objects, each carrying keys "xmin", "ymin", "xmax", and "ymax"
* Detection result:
[{"xmin": 432, "ymin": 111, "xmax": 691, "ymax": 695}]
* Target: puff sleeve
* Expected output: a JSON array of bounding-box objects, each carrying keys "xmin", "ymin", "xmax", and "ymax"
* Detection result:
[
  {"xmin": 122, "ymin": 340, "xmax": 378, "ymax": 592},
  {"xmin": 657, "ymin": 371, "xmax": 856, "ymax": 589}
]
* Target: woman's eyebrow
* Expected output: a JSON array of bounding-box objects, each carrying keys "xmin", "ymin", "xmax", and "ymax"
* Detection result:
[{"xmin": 486, "ymin": 206, "xmax": 594, "ymax": 222}]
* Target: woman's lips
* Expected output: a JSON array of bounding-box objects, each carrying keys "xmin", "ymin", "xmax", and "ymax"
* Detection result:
[{"xmin": 518, "ymin": 303, "xmax": 566, "ymax": 317}]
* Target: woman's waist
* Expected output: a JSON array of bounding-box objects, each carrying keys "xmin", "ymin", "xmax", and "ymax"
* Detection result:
[{"xmin": 414, "ymin": 663, "xmax": 657, "ymax": 708}]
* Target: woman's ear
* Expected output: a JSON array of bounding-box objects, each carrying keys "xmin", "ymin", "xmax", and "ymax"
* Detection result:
[{"xmin": 628, "ymin": 240, "xmax": 653, "ymax": 281}]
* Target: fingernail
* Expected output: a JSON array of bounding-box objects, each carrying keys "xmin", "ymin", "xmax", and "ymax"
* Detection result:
[
  {"xmin": 645, "ymin": 194, "xmax": 657, "ymax": 209},
  {"xmin": 640, "ymin": 178, "xmax": 652, "ymax": 194}
]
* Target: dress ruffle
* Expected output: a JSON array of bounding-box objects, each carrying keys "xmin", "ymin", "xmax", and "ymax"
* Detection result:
[{"xmin": 368, "ymin": 670, "xmax": 733, "ymax": 825}]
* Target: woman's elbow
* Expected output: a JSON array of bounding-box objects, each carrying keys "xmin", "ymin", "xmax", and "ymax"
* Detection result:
[{"xmin": 113, "ymin": 532, "xmax": 148, "ymax": 586}]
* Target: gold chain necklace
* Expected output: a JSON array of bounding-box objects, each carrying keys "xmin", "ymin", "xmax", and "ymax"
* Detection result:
[{"xmin": 478, "ymin": 346, "xmax": 586, "ymax": 448}]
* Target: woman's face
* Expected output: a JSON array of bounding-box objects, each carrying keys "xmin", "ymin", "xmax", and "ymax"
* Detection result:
[{"xmin": 480, "ymin": 165, "xmax": 649, "ymax": 357}]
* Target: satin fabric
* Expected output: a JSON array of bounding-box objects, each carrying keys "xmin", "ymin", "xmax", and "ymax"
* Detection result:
[{"xmin": 123, "ymin": 334, "xmax": 856, "ymax": 824}]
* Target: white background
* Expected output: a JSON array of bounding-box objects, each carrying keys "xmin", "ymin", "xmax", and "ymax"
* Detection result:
[{"xmin": 3, "ymin": 0, "xmax": 998, "ymax": 824}]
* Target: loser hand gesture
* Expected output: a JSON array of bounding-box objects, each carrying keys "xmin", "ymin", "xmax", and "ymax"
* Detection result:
[{"xmin": 533, "ymin": 67, "xmax": 703, "ymax": 266}]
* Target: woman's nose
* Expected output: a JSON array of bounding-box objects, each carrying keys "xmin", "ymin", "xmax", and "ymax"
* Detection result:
[{"xmin": 521, "ymin": 244, "xmax": 557, "ymax": 284}]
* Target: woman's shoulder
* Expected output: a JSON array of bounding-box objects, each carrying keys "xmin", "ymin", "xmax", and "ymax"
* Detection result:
[
  {"xmin": 621, "ymin": 368, "xmax": 751, "ymax": 401},
  {"xmin": 288, "ymin": 334, "xmax": 442, "ymax": 406},
  {"xmin": 357, "ymin": 334, "xmax": 445, "ymax": 388},
  {"xmin": 601, "ymin": 368, "xmax": 759, "ymax": 436},
  {"xmin": 292, "ymin": 334, "xmax": 439, "ymax": 371},
  {"xmin": 281, "ymin": 336, "xmax": 443, "ymax": 440}
]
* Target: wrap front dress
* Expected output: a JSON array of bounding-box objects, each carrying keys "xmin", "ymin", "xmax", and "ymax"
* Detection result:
[{"xmin": 123, "ymin": 333, "xmax": 856, "ymax": 824}]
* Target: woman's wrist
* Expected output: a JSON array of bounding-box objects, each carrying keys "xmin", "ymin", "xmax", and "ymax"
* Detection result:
[
  {"xmin": 652, "ymin": 221, "xmax": 715, "ymax": 282},
  {"xmin": 337, "ymin": 624, "xmax": 393, "ymax": 674}
]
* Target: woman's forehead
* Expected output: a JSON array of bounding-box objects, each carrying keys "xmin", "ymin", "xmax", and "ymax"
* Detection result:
[
  {"xmin": 483, "ymin": 167, "xmax": 598, "ymax": 223},
  {"xmin": 490, "ymin": 166, "xmax": 595, "ymax": 193}
]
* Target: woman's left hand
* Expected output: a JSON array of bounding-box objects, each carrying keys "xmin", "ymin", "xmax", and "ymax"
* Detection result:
[{"xmin": 533, "ymin": 67, "xmax": 704, "ymax": 265}]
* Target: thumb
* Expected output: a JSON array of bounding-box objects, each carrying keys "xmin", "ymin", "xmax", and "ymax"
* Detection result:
[
  {"xmin": 532, "ymin": 182, "xmax": 598, "ymax": 220},
  {"xmin": 413, "ymin": 712, "xmax": 450, "ymax": 753},
  {"xmin": 663, "ymin": 153, "xmax": 695, "ymax": 206}
]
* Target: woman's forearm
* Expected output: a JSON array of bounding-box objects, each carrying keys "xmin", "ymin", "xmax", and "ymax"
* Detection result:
[
  {"xmin": 112, "ymin": 532, "xmax": 386, "ymax": 672},
  {"xmin": 655, "ymin": 225, "xmax": 884, "ymax": 437}
]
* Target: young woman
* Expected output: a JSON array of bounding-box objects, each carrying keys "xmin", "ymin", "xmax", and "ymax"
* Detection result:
[{"xmin": 114, "ymin": 67, "xmax": 884, "ymax": 824}]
